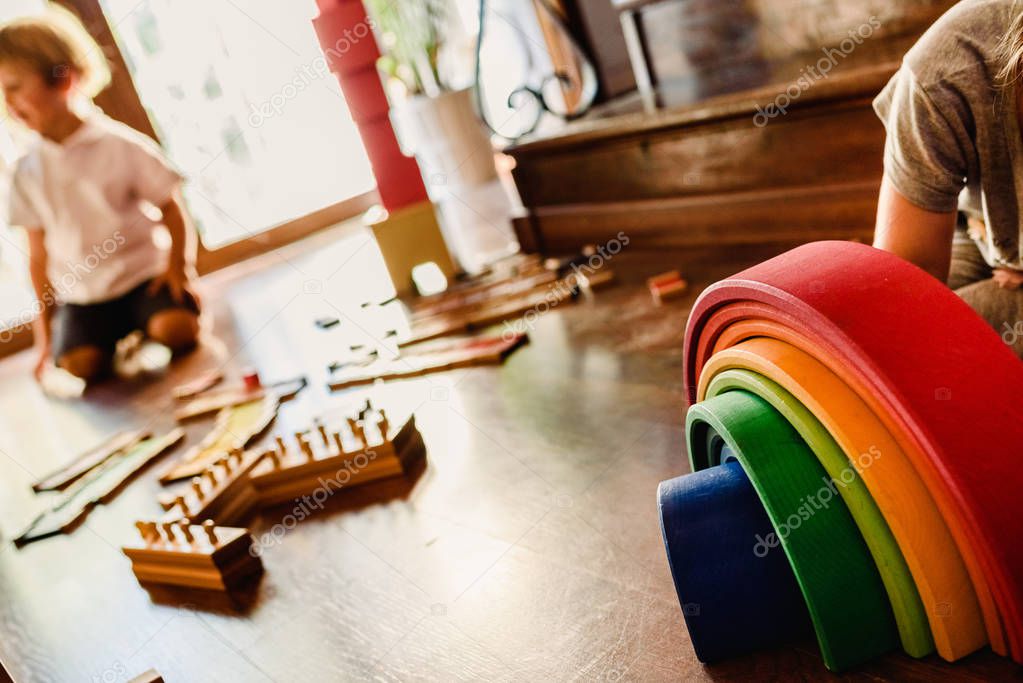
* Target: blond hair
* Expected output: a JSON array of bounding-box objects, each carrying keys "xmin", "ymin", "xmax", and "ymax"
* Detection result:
[
  {"xmin": 0, "ymin": 5, "xmax": 111, "ymax": 97},
  {"xmin": 998, "ymin": 0, "xmax": 1023, "ymax": 85}
]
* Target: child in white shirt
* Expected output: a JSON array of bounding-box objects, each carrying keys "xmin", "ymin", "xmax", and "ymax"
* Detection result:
[{"xmin": 0, "ymin": 7, "xmax": 200, "ymax": 382}]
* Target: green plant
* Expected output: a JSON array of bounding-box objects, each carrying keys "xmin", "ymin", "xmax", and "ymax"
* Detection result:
[{"xmin": 366, "ymin": 0, "xmax": 451, "ymax": 97}]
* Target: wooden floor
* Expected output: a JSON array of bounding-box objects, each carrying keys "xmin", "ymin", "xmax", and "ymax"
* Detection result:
[{"xmin": 0, "ymin": 226, "xmax": 1017, "ymax": 682}]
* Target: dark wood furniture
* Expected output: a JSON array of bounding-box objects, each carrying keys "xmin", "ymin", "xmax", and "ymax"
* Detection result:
[{"xmin": 507, "ymin": 1, "xmax": 956, "ymax": 253}]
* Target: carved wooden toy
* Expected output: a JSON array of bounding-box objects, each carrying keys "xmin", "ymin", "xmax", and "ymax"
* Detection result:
[
  {"xmin": 16, "ymin": 430, "xmax": 185, "ymax": 546},
  {"xmin": 248, "ymin": 400, "xmax": 425, "ymax": 506},
  {"xmin": 160, "ymin": 395, "xmax": 278, "ymax": 483},
  {"xmin": 157, "ymin": 447, "xmax": 266, "ymax": 526},
  {"xmin": 327, "ymin": 332, "xmax": 527, "ymax": 390},
  {"xmin": 122, "ymin": 520, "xmax": 262, "ymax": 591}
]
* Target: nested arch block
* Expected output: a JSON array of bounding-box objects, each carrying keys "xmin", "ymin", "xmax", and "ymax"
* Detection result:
[{"xmin": 682, "ymin": 241, "xmax": 1023, "ymax": 661}]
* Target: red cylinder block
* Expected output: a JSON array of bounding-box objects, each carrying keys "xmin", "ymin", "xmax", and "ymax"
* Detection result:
[
  {"xmin": 312, "ymin": 0, "xmax": 428, "ymax": 211},
  {"xmin": 335, "ymin": 69, "xmax": 391, "ymax": 122},
  {"xmin": 312, "ymin": 2, "xmax": 380, "ymax": 75}
]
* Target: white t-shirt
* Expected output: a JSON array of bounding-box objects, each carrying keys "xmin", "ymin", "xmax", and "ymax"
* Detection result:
[{"xmin": 6, "ymin": 110, "xmax": 182, "ymax": 304}]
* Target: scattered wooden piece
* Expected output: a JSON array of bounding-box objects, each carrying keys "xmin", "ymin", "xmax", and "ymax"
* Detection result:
[
  {"xmin": 327, "ymin": 333, "xmax": 527, "ymax": 390},
  {"xmin": 314, "ymin": 316, "xmax": 341, "ymax": 329},
  {"xmin": 127, "ymin": 669, "xmax": 164, "ymax": 683},
  {"xmin": 15, "ymin": 430, "xmax": 185, "ymax": 546},
  {"xmin": 399, "ymin": 270, "xmax": 615, "ymax": 346},
  {"xmin": 122, "ymin": 522, "xmax": 262, "ymax": 591},
  {"xmin": 32, "ymin": 429, "xmax": 149, "ymax": 492},
  {"xmin": 172, "ymin": 369, "xmax": 224, "ymax": 401},
  {"xmin": 249, "ymin": 404, "xmax": 425, "ymax": 506},
  {"xmin": 241, "ymin": 367, "xmax": 261, "ymax": 391},
  {"xmin": 647, "ymin": 270, "xmax": 689, "ymax": 304},
  {"xmin": 158, "ymin": 447, "xmax": 267, "ymax": 526},
  {"xmin": 173, "ymin": 376, "xmax": 305, "ymax": 422},
  {"xmin": 160, "ymin": 395, "xmax": 279, "ymax": 484}
]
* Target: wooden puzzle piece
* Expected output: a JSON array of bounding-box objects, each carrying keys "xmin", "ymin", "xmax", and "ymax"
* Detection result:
[
  {"xmin": 408, "ymin": 253, "xmax": 545, "ymax": 313},
  {"xmin": 123, "ymin": 520, "xmax": 262, "ymax": 591},
  {"xmin": 400, "ymin": 269, "xmax": 614, "ymax": 346},
  {"xmin": 127, "ymin": 669, "xmax": 164, "ymax": 683},
  {"xmin": 157, "ymin": 447, "xmax": 266, "ymax": 526},
  {"xmin": 248, "ymin": 401, "xmax": 425, "ymax": 506},
  {"xmin": 160, "ymin": 395, "xmax": 278, "ymax": 484},
  {"xmin": 16, "ymin": 430, "xmax": 185, "ymax": 546},
  {"xmin": 32, "ymin": 429, "xmax": 149, "ymax": 492},
  {"xmin": 409, "ymin": 269, "xmax": 559, "ymax": 318},
  {"xmin": 173, "ymin": 376, "xmax": 305, "ymax": 422},
  {"xmin": 327, "ymin": 333, "xmax": 527, "ymax": 390},
  {"xmin": 171, "ymin": 369, "xmax": 224, "ymax": 400}
]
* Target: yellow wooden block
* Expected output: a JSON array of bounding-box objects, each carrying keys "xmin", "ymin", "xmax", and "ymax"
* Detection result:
[{"xmin": 365, "ymin": 200, "xmax": 457, "ymax": 296}]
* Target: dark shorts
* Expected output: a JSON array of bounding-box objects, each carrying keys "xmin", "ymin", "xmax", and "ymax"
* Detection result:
[{"xmin": 51, "ymin": 279, "xmax": 200, "ymax": 360}]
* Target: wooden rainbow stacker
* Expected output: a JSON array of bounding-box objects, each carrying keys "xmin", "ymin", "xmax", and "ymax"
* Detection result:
[
  {"xmin": 248, "ymin": 401, "xmax": 424, "ymax": 506},
  {"xmin": 123, "ymin": 520, "xmax": 263, "ymax": 591}
]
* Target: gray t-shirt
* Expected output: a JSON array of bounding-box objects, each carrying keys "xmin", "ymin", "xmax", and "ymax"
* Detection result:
[{"xmin": 874, "ymin": 0, "xmax": 1021, "ymax": 268}]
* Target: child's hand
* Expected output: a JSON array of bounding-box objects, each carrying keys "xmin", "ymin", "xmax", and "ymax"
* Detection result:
[
  {"xmin": 993, "ymin": 268, "xmax": 1023, "ymax": 290},
  {"xmin": 148, "ymin": 264, "xmax": 200, "ymax": 308},
  {"xmin": 33, "ymin": 343, "xmax": 50, "ymax": 382}
]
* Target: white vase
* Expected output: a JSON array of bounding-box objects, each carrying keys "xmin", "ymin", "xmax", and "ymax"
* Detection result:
[{"xmin": 392, "ymin": 87, "xmax": 499, "ymax": 194}]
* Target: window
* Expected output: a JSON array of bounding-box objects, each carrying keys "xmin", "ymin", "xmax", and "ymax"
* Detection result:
[{"xmin": 98, "ymin": 0, "xmax": 375, "ymax": 248}]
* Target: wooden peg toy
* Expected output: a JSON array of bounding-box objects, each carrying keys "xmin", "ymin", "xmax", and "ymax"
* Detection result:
[
  {"xmin": 377, "ymin": 409, "xmax": 390, "ymax": 438},
  {"xmin": 161, "ymin": 522, "xmax": 177, "ymax": 541},
  {"xmin": 135, "ymin": 521, "xmax": 158, "ymax": 542},
  {"xmin": 174, "ymin": 496, "xmax": 189, "ymax": 515},
  {"xmin": 202, "ymin": 520, "xmax": 218, "ymax": 546},
  {"xmin": 266, "ymin": 448, "xmax": 281, "ymax": 469},
  {"xmin": 160, "ymin": 449, "xmax": 269, "ymax": 527},
  {"xmin": 122, "ymin": 523, "xmax": 263, "ymax": 591},
  {"xmin": 315, "ymin": 421, "xmax": 330, "ymax": 446},
  {"xmin": 275, "ymin": 435, "xmax": 287, "ymax": 455},
  {"xmin": 249, "ymin": 407, "xmax": 425, "ymax": 507}
]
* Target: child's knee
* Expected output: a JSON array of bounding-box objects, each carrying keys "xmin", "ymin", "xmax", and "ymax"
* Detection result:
[
  {"xmin": 57, "ymin": 346, "xmax": 109, "ymax": 380},
  {"xmin": 147, "ymin": 309, "xmax": 199, "ymax": 351}
]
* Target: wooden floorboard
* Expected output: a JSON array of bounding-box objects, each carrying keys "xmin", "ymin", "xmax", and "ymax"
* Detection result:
[{"xmin": 0, "ymin": 228, "xmax": 1016, "ymax": 681}]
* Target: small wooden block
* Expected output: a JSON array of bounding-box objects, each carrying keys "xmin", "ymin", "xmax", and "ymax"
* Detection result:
[
  {"xmin": 652, "ymin": 279, "xmax": 689, "ymax": 303},
  {"xmin": 647, "ymin": 270, "xmax": 683, "ymax": 290},
  {"xmin": 123, "ymin": 523, "xmax": 262, "ymax": 591},
  {"xmin": 127, "ymin": 669, "xmax": 164, "ymax": 683},
  {"xmin": 172, "ymin": 369, "xmax": 224, "ymax": 400}
]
